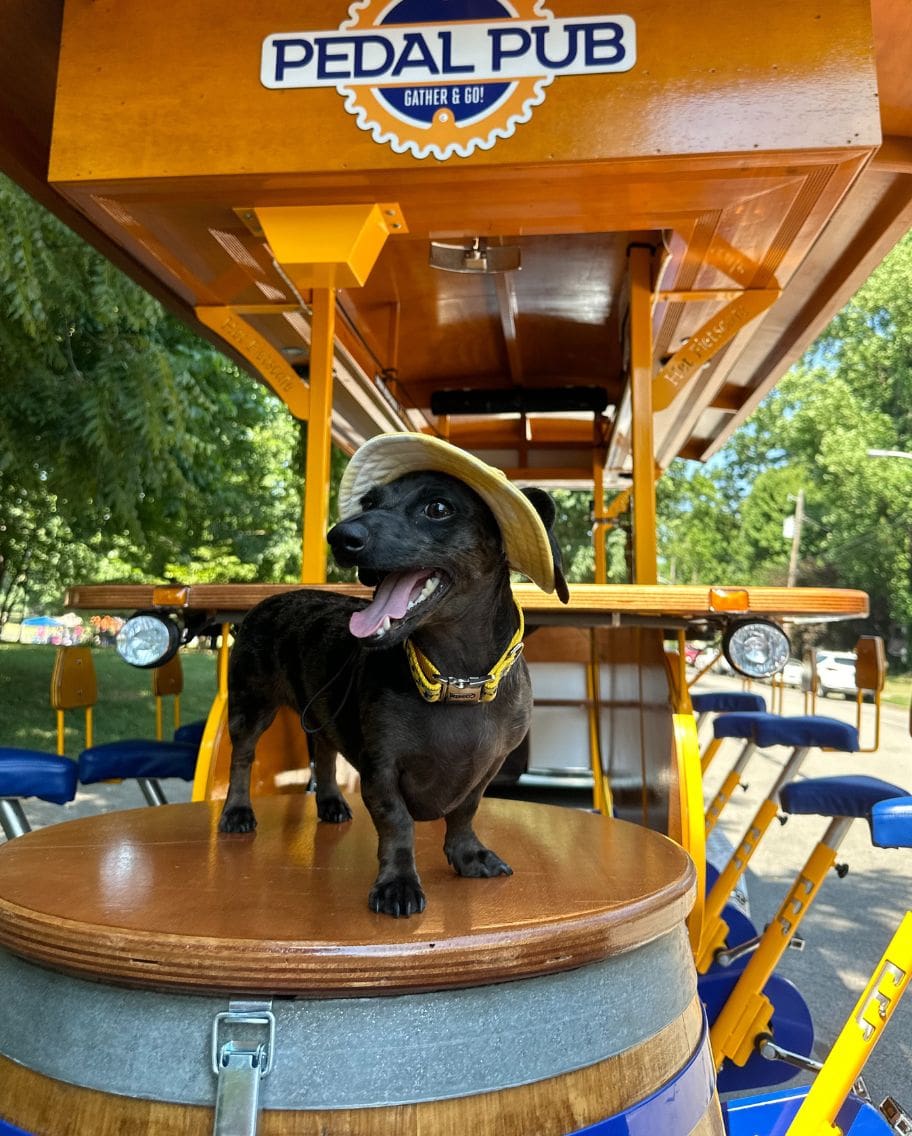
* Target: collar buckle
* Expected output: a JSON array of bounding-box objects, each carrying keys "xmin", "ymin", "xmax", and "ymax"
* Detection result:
[{"xmin": 438, "ymin": 674, "xmax": 494, "ymax": 704}]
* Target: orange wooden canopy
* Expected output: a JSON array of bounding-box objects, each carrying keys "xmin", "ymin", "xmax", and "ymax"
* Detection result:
[{"xmin": 1, "ymin": 0, "xmax": 910, "ymax": 482}]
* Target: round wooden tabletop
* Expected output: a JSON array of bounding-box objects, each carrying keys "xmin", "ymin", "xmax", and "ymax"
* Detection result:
[{"xmin": 0, "ymin": 796, "xmax": 695, "ymax": 996}]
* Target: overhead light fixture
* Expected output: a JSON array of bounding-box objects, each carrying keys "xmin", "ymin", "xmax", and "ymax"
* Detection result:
[
  {"xmin": 116, "ymin": 611, "xmax": 182, "ymax": 669},
  {"xmin": 429, "ymin": 238, "xmax": 521, "ymax": 274},
  {"xmin": 722, "ymin": 619, "xmax": 791, "ymax": 679}
]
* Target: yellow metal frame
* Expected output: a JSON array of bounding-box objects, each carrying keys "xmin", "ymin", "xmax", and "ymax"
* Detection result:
[
  {"xmin": 587, "ymin": 631, "xmax": 613, "ymax": 817},
  {"xmin": 154, "ymin": 692, "xmax": 181, "ymax": 742},
  {"xmin": 628, "ymin": 245, "xmax": 657, "ymax": 585},
  {"xmin": 710, "ymin": 823, "xmax": 848, "ymax": 1069},
  {"xmin": 673, "ymin": 711, "xmax": 706, "ymax": 955},
  {"xmin": 249, "ymin": 203, "xmax": 406, "ymax": 290},
  {"xmin": 700, "ymin": 736, "xmax": 724, "ymax": 775},
  {"xmin": 301, "ymin": 288, "xmax": 336, "ymax": 583},
  {"xmin": 704, "ymin": 762, "xmax": 747, "ymax": 838},
  {"xmin": 191, "ymin": 623, "xmax": 231, "ymax": 802},
  {"xmin": 787, "ymin": 911, "xmax": 912, "ymax": 1135},
  {"xmin": 652, "ymin": 288, "xmax": 779, "ymax": 411},
  {"xmin": 195, "ymin": 305, "xmax": 310, "ymax": 421},
  {"xmin": 696, "ymin": 796, "xmax": 784, "ymax": 972}
]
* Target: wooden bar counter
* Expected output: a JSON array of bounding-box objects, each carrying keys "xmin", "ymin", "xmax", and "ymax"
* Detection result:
[
  {"xmin": 65, "ymin": 581, "xmax": 869, "ymax": 625},
  {"xmin": 0, "ymin": 796, "xmax": 724, "ymax": 1135}
]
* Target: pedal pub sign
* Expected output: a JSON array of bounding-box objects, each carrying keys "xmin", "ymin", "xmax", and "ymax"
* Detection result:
[{"xmin": 261, "ymin": 1, "xmax": 637, "ymax": 160}]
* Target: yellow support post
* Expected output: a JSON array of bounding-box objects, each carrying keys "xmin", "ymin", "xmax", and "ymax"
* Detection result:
[
  {"xmin": 701, "ymin": 736, "xmax": 724, "ymax": 775},
  {"xmin": 704, "ymin": 741, "xmax": 756, "ymax": 835},
  {"xmin": 301, "ymin": 288, "xmax": 336, "ymax": 584},
  {"xmin": 673, "ymin": 712, "xmax": 707, "ymax": 956},
  {"xmin": 593, "ymin": 452, "xmax": 607, "ymax": 585},
  {"xmin": 628, "ymin": 245, "xmax": 657, "ymax": 585},
  {"xmin": 697, "ymin": 796, "xmax": 782, "ymax": 972},
  {"xmin": 705, "ymin": 769, "xmax": 744, "ymax": 837},
  {"xmin": 191, "ymin": 624, "xmax": 231, "ymax": 803},
  {"xmin": 56, "ymin": 710, "xmax": 65, "ymax": 757},
  {"xmin": 697, "ymin": 745, "xmax": 811, "ymax": 971},
  {"xmin": 786, "ymin": 912, "xmax": 912, "ymax": 1136},
  {"xmin": 710, "ymin": 826, "xmax": 847, "ymax": 1069}
]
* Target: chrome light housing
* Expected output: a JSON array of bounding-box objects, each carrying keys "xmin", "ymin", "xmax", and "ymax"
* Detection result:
[
  {"xmin": 115, "ymin": 611, "xmax": 181, "ymax": 668},
  {"xmin": 722, "ymin": 619, "xmax": 791, "ymax": 679}
]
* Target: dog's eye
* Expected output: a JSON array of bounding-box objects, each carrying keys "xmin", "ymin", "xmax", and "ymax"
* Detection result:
[
  {"xmin": 360, "ymin": 494, "xmax": 378, "ymax": 512},
  {"xmin": 423, "ymin": 499, "xmax": 453, "ymax": 520}
]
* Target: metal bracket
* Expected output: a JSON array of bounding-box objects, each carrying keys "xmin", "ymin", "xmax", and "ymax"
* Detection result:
[
  {"xmin": 211, "ymin": 1000, "xmax": 275, "ymax": 1136},
  {"xmin": 881, "ymin": 1096, "xmax": 912, "ymax": 1134}
]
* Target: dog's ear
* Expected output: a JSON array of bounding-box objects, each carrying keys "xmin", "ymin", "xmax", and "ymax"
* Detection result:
[{"xmin": 521, "ymin": 488, "xmax": 571, "ymax": 604}]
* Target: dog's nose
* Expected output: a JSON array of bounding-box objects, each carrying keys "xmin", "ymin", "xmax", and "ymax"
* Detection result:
[{"xmin": 328, "ymin": 519, "xmax": 370, "ymax": 559}]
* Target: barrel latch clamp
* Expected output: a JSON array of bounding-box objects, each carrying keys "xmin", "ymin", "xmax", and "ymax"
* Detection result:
[{"xmin": 211, "ymin": 1000, "xmax": 276, "ymax": 1136}]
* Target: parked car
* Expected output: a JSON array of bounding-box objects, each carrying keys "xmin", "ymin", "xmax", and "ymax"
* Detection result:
[
  {"xmin": 815, "ymin": 651, "xmax": 857, "ymax": 698},
  {"xmin": 778, "ymin": 658, "xmax": 806, "ymax": 688}
]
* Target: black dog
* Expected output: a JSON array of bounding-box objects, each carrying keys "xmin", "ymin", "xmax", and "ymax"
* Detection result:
[{"xmin": 218, "ymin": 469, "xmax": 568, "ymax": 917}]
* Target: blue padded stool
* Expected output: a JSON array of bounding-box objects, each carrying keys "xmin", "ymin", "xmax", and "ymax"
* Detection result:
[
  {"xmin": 781, "ymin": 775, "xmax": 909, "ymax": 830},
  {"xmin": 699, "ymin": 713, "xmax": 860, "ymax": 972},
  {"xmin": 0, "ymin": 749, "xmax": 78, "ymax": 839},
  {"xmin": 78, "ymin": 738, "xmax": 198, "ymax": 806},
  {"xmin": 872, "ymin": 794, "xmax": 912, "ymax": 848},
  {"xmin": 692, "ymin": 691, "xmax": 767, "ymax": 717},
  {"xmin": 706, "ymin": 712, "xmax": 859, "ymax": 834},
  {"xmin": 707, "ymin": 774, "xmax": 909, "ymax": 1090},
  {"xmin": 173, "ymin": 719, "xmax": 206, "ymax": 748},
  {"xmin": 693, "ymin": 693, "xmax": 767, "ymax": 776},
  {"xmin": 722, "ymin": 794, "xmax": 912, "ymax": 1130}
]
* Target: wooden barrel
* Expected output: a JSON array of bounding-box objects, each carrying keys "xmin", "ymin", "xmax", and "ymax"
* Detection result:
[{"xmin": 0, "ymin": 797, "xmax": 724, "ymax": 1135}]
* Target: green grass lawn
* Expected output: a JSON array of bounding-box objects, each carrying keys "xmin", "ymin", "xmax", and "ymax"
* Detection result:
[
  {"xmin": 0, "ymin": 643, "xmax": 219, "ymax": 755},
  {"xmin": 883, "ymin": 673, "xmax": 912, "ymax": 709}
]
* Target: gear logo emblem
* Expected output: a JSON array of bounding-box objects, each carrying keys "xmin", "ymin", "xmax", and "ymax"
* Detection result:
[{"xmin": 262, "ymin": 3, "xmax": 636, "ymax": 161}]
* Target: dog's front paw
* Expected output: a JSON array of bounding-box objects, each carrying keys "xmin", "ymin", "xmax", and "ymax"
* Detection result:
[
  {"xmin": 317, "ymin": 794, "xmax": 353, "ymax": 824},
  {"xmin": 446, "ymin": 845, "xmax": 513, "ymax": 878},
  {"xmin": 369, "ymin": 876, "xmax": 426, "ymax": 918},
  {"xmin": 218, "ymin": 805, "xmax": 257, "ymax": 834}
]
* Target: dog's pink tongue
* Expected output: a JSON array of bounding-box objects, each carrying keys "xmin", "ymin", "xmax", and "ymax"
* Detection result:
[{"xmin": 349, "ymin": 570, "xmax": 430, "ymax": 639}]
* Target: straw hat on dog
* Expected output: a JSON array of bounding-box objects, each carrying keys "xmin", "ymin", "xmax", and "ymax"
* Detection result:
[{"xmin": 338, "ymin": 432, "xmax": 557, "ymax": 594}]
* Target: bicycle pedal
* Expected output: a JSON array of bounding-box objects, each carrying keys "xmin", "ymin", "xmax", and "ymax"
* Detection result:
[{"xmin": 881, "ymin": 1097, "xmax": 912, "ymax": 1134}]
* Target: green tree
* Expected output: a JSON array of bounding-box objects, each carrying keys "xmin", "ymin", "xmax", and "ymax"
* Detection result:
[
  {"xmin": 0, "ymin": 175, "xmax": 307, "ymax": 619},
  {"xmin": 657, "ymin": 232, "xmax": 912, "ymax": 659}
]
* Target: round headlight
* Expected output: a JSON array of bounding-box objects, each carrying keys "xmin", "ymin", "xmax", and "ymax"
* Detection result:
[
  {"xmin": 722, "ymin": 619, "xmax": 791, "ymax": 679},
  {"xmin": 115, "ymin": 611, "xmax": 181, "ymax": 668}
]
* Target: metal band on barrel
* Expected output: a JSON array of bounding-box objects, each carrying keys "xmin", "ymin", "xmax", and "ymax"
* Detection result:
[{"xmin": 0, "ymin": 926, "xmax": 695, "ymax": 1109}]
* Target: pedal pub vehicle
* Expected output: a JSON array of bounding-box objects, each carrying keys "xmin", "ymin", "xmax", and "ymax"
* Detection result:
[{"xmin": 0, "ymin": 2, "xmax": 911, "ymax": 1134}]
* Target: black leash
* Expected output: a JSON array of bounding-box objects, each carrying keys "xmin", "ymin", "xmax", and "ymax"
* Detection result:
[{"xmin": 299, "ymin": 648, "xmax": 359, "ymax": 735}]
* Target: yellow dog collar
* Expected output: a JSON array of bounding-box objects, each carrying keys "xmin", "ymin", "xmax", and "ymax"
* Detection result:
[{"xmin": 405, "ymin": 604, "xmax": 525, "ymax": 704}]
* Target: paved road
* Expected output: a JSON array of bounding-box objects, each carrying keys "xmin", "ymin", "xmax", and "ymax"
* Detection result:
[
  {"xmin": 698, "ymin": 676, "xmax": 912, "ymax": 1108},
  {"xmin": 9, "ymin": 679, "xmax": 912, "ymax": 1117}
]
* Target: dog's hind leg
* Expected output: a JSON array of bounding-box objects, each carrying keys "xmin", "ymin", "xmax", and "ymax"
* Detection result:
[
  {"xmin": 360, "ymin": 774, "xmax": 426, "ymax": 917},
  {"xmin": 312, "ymin": 735, "xmax": 353, "ymax": 823},
  {"xmin": 443, "ymin": 783, "xmax": 513, "ymax": 879},
  {"xmin": 218, "ymin": 702, "xmax": 277, "ymax": 835}
]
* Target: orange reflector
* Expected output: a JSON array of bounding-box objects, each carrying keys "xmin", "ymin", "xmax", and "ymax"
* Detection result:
[
  {"xmin": 152, "ymin": 585, "xmax": 190, "ymax": 607},
  {"xmin": 708, "ymin": 587, "xmax": 750, "ymax": 613}
]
